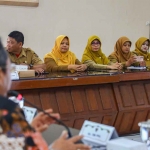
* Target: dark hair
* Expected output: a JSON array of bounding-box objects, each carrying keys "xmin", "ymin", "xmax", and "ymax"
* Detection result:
[
  {"xmin": 8, "ymin": 31, "xmax": 24, "ymax": 45},
  {"xmin": 0, "ymin": 39, "xmax": 8, "ymax": 73}
]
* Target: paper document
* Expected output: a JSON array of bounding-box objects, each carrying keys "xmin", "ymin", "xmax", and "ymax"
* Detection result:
[{"xmin": 127, "ymin": 66, "xmax": 146, "ymax": 70}]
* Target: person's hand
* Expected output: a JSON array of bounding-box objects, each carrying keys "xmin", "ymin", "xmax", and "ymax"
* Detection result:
[
  {"xmin": 31, "ymin": 109, "xmax": 60, "ymax": 132},
  {"xmin": 49, "ymin": 130, "xmax": 91, "ymax": 150},
  {"xmin": 107, "ymin": 62, "xmax": 122, "ymax": 70},
  {"xmin": 32, "ymin": 64, "xmax": 46, "ymax": 74},
  {"xmin": 34, "ymin": 68, "xmax": 45, "ymax": 74},
  {"xmin": 80, "ymin": 64, "xmax": 87, "ymax": 71},
  {"xmin": 139, "ymin": 61, "xmax": 146, "ymax": 67},
  {"xmin": 117, "ymin": 63, "xmax": 123, "ymax": 70},
  {"xmin": 126, "ymin": 56, "xmax": 137, "ymax": 67},
  {"xmin": 68, "ymin": 64, "xmax": 87, "ymax": 72},
  {"xmin": 68, "ymin": 65, "xmax": 82, "ymax": 71}
]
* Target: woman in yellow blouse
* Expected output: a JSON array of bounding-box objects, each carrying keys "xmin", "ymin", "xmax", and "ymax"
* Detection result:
[
  {"xmin": 44, "ymin": 35, "xmax": 87, "ymax": 72},
  {"xmin": 81, "ymin": 35, "xmax": 121, "ymax": 70},
  {"xmin": 132, "ymin": 37, "xmax": 150, "ymax": 67},
  {"xmin": 108, "ymin": 36, "xmax": 137, "ymax": 67}
]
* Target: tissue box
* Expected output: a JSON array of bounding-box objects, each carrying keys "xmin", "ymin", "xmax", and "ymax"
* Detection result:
[
  {"xmin": 19, "ymin": 70, "xmax": 35, "ymax": 78},
  {"xmin": 107, "ymin": 138, "xmax": 147, "ymax": 150}
]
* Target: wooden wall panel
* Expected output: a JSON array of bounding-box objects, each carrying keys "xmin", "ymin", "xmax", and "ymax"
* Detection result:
[
  {"xmin": 89, "ymin": 116, "xmax": 102, "ymax": 123},
  {"xmin": 71, "ymin": 88, "xmax": 85, "ymax": 113},
  {"xmin": 101, "ymin": 115, "xmax": 116, "ymax": 125},
  {"xmin": 55, "ymin": 90, "xmax": 71, "ymax": 114},
  {"xmin": 22, "ymin": 90, "xmax": 42, "ymax": 108},
  {"xmin": 88, "ymin": 114, "xmax": 116, "ymax": 126},
  {"xmin": 144, "ymin": 83, "xmax": 150, "ymax": 104},
  {"xmin": 17, "ymin": 84, "xmax": 117, "ymax": 131},
  {"xmin": 114, "ymin": 109, "xmax": 149, "ymax": 134},
  {"xmin": 115, "ymin": 111, "xmax": 136, "ymax": 134},
  {"xmin": 39, "ymin": 90, "xmax": 58, "ymax": 112},
  {"xmin": 14, "ymin": 75, "xmax": 150, "ymax": 135},
  {"xmin": 118, "ymin": 84, "xmax": 134, "ymax": 107},
  {"xmin": 98, "ymin": 84, "xmax": 116, "ymax": 111},
  {"xmin": 73, "ymin": 118, "xmax": 86, "ymax": 129},
  {"xmin": 131, "ymin": 110, "xmax": 148, "ymax": 132},
  {"xmin": 146, "ymin": 110, "xmax": 150, "ymax": 119},
  {"xmin": 132, "ymin": 84, "xmax": 148, "ymax": 106},
  {"xmin": 113, "ymin": 81, "xmax": 150, "ymax": 134},
  {"xmin": 62, "ymin": 114, "xmax": 117, "ymax": 130},
  {"xmin": 86, "ymin": 87, "xmax": 99, "ymax": 111},
  {"xmin": 114, "ymin": 81, "xmax": 150, "ymax": 110},
  {"xmin": 61, "ymin": 118, "xmax": 75, "ymax": 128}
]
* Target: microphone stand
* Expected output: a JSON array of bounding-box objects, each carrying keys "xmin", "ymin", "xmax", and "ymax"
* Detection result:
[
  {"xmin": 8, "ymin": 90, "xmax": 72, "ymax": 138},
  {"xmin": 23, "ymin": 98, "xmax": 83, "ymax": 144},
  {"xmin": 23, "ymin": 97, "xmax": 72, "ymax": 138}
]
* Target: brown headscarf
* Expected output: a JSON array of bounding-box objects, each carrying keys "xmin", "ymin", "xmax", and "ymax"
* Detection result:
[
  {"xmin": 108, "ymin": 36, "xmax": 132, "ymax": 63},
  {"xmin": 132, "ymin": 37, "xmax": 150, "ymax": 60}
]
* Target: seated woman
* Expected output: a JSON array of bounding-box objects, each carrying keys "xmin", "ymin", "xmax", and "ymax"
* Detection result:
[
  {"xmin": 108, "ymin": 36, "xmax": 137, "ymax": 67},
  {"xmin": 0, "ymin": 39, "xmax": 91, "ymax": 150},
  {"xmin": 81, "ymin": 35, "xmax": 121, "ymax": 70},
  {"xmin": 132, "ymin": 37, "xmax": 150, "ymax": 67},
  {"xmin": 44, "ymin": 35, "xmax": 87, "ymax": 72}
]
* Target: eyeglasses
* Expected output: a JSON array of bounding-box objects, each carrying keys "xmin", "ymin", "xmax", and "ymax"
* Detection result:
[{"xmin": 91, "ymin": 42, "xmax": 100, "ymax": 46}]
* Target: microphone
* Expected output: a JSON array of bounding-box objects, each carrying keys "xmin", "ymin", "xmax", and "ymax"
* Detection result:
[{"xmin": 7, "ymin": 90, "xmax": 72, "ymax": 138}]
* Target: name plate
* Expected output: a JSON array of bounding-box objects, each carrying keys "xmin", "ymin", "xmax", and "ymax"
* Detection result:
[
  {"xmin": 11, "ymin": 71, "xmax": 19, "ymax": 80},
  {"xmin": 23, "ymin": 106, "xmax": 37, "ymax": 123},
  {"xmin": 127, "ymin": 66, "xmax": 146, "ymax": 70},
  {"xmin": 79, "ymin": 120, "xmax": 118, "ymax": 148},
  {"xmin": 15, "ymin": 65, "xmax": 28, "ymax": 71}
]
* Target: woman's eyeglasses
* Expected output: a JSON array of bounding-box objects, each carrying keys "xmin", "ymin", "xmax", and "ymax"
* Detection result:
[{"xmin": 91, "ymin": 42, "xmax": 100, "ymax": 46}]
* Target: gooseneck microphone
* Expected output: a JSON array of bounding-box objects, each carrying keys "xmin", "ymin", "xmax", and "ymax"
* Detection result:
[{"xmin": 8, "ymin": 90, "xmax": 72, "ymax": 138}]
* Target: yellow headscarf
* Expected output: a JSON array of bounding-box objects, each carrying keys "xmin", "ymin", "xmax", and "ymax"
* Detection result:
[
  {"xmin": 133, "ymin": 37, "xmax": 150, "ymax": 60},
  {"xmin": 81, "ymin": 35, "xmax": 109, "ymax": 65},
  {"xmin": 44, "ymin": 35, "xmax": 77, "ymax": 65},
  {"xmin": 108, "ymin": 36, "xmax": 132, "ymax": 63}
]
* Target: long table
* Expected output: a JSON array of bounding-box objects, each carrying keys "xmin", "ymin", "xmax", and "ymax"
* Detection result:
[{"xmin": 11, "ymin": 70, "xmax": 150, "ymax": 135}]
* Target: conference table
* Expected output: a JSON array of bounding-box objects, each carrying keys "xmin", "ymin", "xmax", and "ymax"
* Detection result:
[{"xmin": 11, "ymin": 69, "xmax": 150, "ymax": 135}]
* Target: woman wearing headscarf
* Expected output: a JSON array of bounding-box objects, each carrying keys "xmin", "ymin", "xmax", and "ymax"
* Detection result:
[
  {"xmin": 132, "ymin": 37, "xmax": 150, "ymax": 67},
  {"xmin": 81, "ymin": 35, "xmax": 121, "ymax": 70},
  {"xmin": 0, "ymin": 40, "xmax": 91, "ymax": 150},
  {"xmin": 108, "ymin": 36, "xmax": 137, "ymax": 67},
  {"xmin": 44, "ymin": 35, "xmax": 87, "ymax": 72}
]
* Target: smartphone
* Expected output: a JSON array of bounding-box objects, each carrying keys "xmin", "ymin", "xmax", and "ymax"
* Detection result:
[{"xmin": 136, "ymin": 56, "xmax": 144, "ymax": 62}]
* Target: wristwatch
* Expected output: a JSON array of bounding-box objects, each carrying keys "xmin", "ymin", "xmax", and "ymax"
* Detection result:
[{"xmin": 28, "ymin": 64, "xmax": 33, "ymax": 69}]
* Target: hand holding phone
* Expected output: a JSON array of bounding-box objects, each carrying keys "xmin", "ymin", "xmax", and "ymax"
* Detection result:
[{"xmin": 135, "ymin": 56, "xmax": 144, "ymax": 62}]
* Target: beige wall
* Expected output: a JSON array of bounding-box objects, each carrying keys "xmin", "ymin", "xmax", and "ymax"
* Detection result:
[{"xmin": 0, "ymin": 0, "xmax": 150, "ymax": 61}]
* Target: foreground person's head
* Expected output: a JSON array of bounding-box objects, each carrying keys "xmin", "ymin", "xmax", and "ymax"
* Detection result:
[{"xmin": 0, "ymin": 40, "xmax": 11, "ymax": 96}]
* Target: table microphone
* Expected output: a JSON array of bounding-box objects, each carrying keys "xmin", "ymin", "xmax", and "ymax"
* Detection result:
[{"xmin": 7, "ymin": 90, "xmax": 72, "ymax": 138}]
